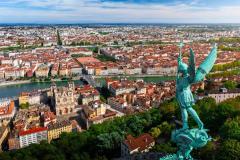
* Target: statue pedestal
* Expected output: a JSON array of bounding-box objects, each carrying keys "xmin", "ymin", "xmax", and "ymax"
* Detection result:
[{"xmin": 160, "ymin": 128, "xmax": 211, "ymax": 160}]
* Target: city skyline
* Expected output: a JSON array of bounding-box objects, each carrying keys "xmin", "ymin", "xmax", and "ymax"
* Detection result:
[
  {"xmin": 1, "ymin": 0, "xmax": 240, "ymax": 23},
  {"xmin": 0, "ymin": 7, "xmax": 240, "ymax": 159}
]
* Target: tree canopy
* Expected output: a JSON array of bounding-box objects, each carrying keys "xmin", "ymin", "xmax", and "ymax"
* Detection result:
[{"xmin": 1, "ymin": 96, "xmax": 240, "ymax": 160}]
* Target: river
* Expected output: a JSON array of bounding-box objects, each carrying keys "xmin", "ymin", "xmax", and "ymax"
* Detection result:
[
  {"xmin": 0, "ymin": 81, "xmax": 83, "ymax": 99},
  {"xmin": 0, "ymin": 76, "xmax": 175, "ymax": 99}
]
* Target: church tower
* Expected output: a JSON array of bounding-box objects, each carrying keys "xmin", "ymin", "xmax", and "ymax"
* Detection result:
[{"xmin": 68, "ymin": 81, "xmax": 75, "ymax": 91}]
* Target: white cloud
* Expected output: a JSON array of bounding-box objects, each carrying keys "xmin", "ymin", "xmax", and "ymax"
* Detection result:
[{"xmin": 0, "ymin": 0, "xmax": 240, "ymax": 23}]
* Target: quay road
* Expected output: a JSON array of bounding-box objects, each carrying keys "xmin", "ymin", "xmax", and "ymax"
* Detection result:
[
  {"xmin": 0, "ymin": 77, "xmax": 81, "ymax": 88},
  {"xmin": 0, "ymin": 80, "xmax": 31, "ymax": 87}
]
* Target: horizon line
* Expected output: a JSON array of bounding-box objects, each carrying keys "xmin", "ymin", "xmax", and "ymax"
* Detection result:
[{"xmin": 1, "ymin": 22, "xmax": 240, "ymax": 25}]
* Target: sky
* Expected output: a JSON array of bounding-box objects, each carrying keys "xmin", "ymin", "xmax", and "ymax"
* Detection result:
[{"xmin": 1, "ymin": 0, "xmax": 240, "ymax": 23}]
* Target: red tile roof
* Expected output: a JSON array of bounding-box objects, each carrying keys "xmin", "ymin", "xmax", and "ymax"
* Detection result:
[
  {"xmin": 76, "ymin": 57, "xmax": 100, "ymax": 64},
  {"xmin": 0, "ymin": 101, "xmax": 15, "ymax": 115},
  {"xmin": 124, "ymin": 133, "xmax": 155, "ymax": 152},
  {"xmin": 19, "ymin": 127, "xmax": 47, "ymax": 136}
]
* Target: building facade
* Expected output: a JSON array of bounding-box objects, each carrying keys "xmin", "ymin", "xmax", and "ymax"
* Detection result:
[
  {"xmin": 19, "ymin": 127, "xmax": 48, "ymax": 148},
  {"xmin": 51, "ymin": 82, "xmax": 77, "ymax": 116},
  {"xmin": 19, "ymin": 92, "xmax": 41, "ymax": 106},
  {"xmin": 47, "ymin": 120, "xmax": 72, "ymax": 142},
  {"xmin": 0, "ymin": 100, "xmax": 16, "ymax": 126},
  {"xmin": 206, "ymin": 88, "xmax": 240, "ymax": 103}
]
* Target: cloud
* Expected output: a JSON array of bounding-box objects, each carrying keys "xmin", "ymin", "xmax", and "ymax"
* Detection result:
[{"xmin": 0, "ymin": 0, "xmax": 240, "ymax": 23}]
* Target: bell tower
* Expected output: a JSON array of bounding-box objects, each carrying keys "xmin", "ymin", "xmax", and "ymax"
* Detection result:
[{"xmin": 68, "ymin": 81, "xmax": 75, "ymax": 91}]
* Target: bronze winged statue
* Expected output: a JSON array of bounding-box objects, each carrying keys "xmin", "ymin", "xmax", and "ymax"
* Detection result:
[{"xmin": 176, "ymin": 42, "xmax": 217, "ymax": 130}]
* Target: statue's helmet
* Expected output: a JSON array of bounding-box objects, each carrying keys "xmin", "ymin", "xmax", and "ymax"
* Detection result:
[{"xmin": 178, "ymin": 62, "xmax": 188, "ymax": 73}]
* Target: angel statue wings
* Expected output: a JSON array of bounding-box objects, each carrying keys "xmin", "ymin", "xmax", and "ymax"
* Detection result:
[{"xmin": 176, "ymin": 42, "xmax": 217, "ymax": 130}]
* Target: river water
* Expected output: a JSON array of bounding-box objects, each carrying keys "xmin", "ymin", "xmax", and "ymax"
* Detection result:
[
  {"xmin": 0, "ymin": 76, "xmax": 175, "ymax": 99},
  {"xmin": 0, "ymin": 81, "xmax": 83, "ymax": 99}
]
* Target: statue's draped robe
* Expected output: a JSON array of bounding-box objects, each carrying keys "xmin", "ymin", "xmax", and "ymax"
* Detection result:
[{"xmin": 176, "ymin": 76, "xmax": 194, "ymax": 108}]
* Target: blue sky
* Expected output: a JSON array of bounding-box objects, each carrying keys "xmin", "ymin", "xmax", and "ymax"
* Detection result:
[{"xmin": 1, "ymin": 0, "xmax": 240, "ymax": 23}]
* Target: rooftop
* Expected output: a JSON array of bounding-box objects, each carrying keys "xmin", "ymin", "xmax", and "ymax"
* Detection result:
[
  {"xmin": 76, "ymin": 57, "xmax": 100, "ymax": 64},
  {"xmin": 47, "ymin": 120, "xmax": 71, "ymax": 130},
  {"xmin": 124, "ymin": 133, "xmax": 155, "ymax": 152},
  {"xmin": 19, "ymin": 127, "xmax": 47, "ymax": 136}
]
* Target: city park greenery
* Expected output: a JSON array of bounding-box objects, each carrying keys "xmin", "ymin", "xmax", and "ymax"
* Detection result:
[
  {"xmin": 207, "ymin": 69, "xmax": 240, "ymax": 79},
  {"xmin": 125, "ymin": 40, "xmax": 163, "ymax": 47},
  {"xmin": 71, "ymin": 54, "xmax": 89, "ymax": 58},
  {"xmin": 96, "ymin": 54, "xmax": 116, "ymax": 62},
  {"xmin": 98, "ymin": 32, "xmax": 109, "ymax": 35},
  {"xmin": 57, "ymin": 30, "xmax": 62, "ymax": 46},
  {"xmin": 211, "ymin": 61, "xmax": 240, "ymax": 72},
  {"xmin": 19, "ymin": 102, "xmax": 29, "ymax": 110},
  {"xmin": 209, "ymin": 37, "xmax": 240, "ymax": 44},
  {"xmin": 223, "ymin": 80, "xmax": 238, "ymax": 90},
  {"xmin": 218, "ymin": 45, "xmax": 240, "ymax": 52},
  {"xmin": 69, "ymin": 41, "xmax": 102, "ymax": 46},
  {"xmin": 0, "ymin": 96, "xmax": 240, "ymax": 160},
  {"xmin": 206, "ymin": 37, "xmax": 240, "ymax": 52}
]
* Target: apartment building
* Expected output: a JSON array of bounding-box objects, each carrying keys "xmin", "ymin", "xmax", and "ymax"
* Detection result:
[{"xmin": 19, "ymin": 127, "xmax": 48, "ymax": 148}]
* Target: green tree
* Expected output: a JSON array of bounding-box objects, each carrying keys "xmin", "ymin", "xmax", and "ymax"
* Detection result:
[
  {"xmin": 151, "ymin": 142, "xmax": 177, "ymax": 154},
  {"xmin": 217, "ymin": 139, "xmax": 240, "ymax": 160},
  {"xmin": 113, "ymin": 40, "xmax": 118, "ymax": 45},
  {"xmin": 224, "ymin": 80, "xmax": 237, "ymax": 90},
  {"xmin": 2, "ymin": 96, "xmax": 240, "ymax": 160},
  {"xmin": 19, "ymin": 102, "xmax": 30, "ymax": 109},
  {"xmin": 97, "ymin": 54, "xmax": 116, "ymax": 62},
  {"xmin": 96, "ymin": 132, "xmax": 123, "ymax": 153},
  {"xmin": 159, "ymin": 99, "xmax": 178, "ymax": 121},
  {"xmin": 204, "ymin": 102, "xmax": 236, "ymax": 132},
  {"xmin": 194, "ymin": 97, "xmax": 217, "ymax": 129},
  {"xmin": 0, "ymin": 153, "xmax": 12, "ymax": 160},
  {"xmin": 157, "ymin": 121, "xmax": 173, "ymax": 138},
  {"xmin": 57, "ymin": 30, "xmax": 62, "ymax": 46},
  {"xmin": 127, "ymin": 115, "xmax": 144, "ymax": 136},
  {"xmin": 149, "ymin": 127, "xmax": 161, "ymax": 138},
  {"xmin": 197, "ymin": 141, "xmax": 217, "ymax": 160},
  {"xmin": 220, "ymin": 117, "xmax": 240, "ymax": 140}
]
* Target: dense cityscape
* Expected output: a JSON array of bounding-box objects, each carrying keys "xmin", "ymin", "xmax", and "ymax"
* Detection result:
[{"xmin": 0, "ymin": 23, "xmax": 238, "ymax": 160}]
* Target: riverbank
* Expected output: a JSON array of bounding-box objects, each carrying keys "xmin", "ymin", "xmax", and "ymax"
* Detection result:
[
  {"xmin": 0, "ymin": 80, "xmax": 31, "ymax": 87},
  {"xmin": 0, "ymin": 81, "xmax": 84, "ymax": 99},
  {"xmin": 0, "ymin": 75, "xmax": 174, "ymax": 88},
  {"xmin": 0, "ymin": 75, "xmax": 174, "ymax": 99},
  {"xmin": 0, "ymin": 76, "xmax": 81, "ymax": 88}
]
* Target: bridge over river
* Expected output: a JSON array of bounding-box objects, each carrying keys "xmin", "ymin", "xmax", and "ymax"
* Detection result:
[{"xmin": 81, "ymin": 75, "xmax": 100, "ymax": 88}]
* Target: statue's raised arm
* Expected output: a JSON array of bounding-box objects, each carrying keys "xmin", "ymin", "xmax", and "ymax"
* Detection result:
[
  {"xmin": 193, "ymin": 44, "xmax": 218, "ymax": 83},
  {"xmin": 177, "ymin": 41, "xmax": 184, "ymax": 80}
]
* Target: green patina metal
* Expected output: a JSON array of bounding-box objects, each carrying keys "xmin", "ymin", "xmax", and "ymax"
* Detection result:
[{"xmin": 160, "ymin": 42, "xmax": 217, "ymax": 160}]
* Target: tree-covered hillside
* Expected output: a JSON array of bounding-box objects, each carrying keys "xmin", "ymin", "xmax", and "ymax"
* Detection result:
[{"xmin": 1, "ymin": 97, "xmax": 240, "ymax": 160}]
